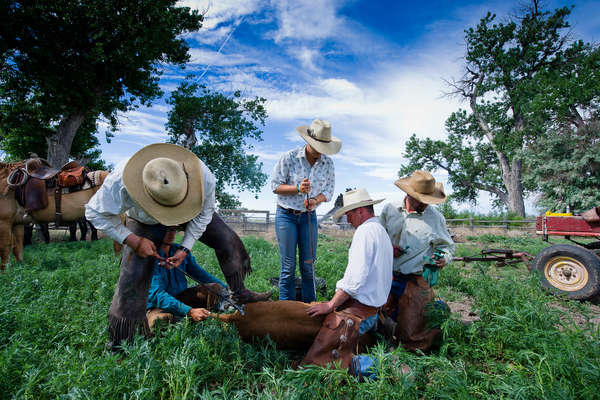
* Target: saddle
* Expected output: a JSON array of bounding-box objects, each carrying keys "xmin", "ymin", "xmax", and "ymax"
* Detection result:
[{"xmin": 7, "ymin": 156, "xmax": 92, "ymax": 226}]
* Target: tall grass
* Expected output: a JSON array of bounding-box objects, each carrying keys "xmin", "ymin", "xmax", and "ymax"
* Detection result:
[{"xmin": 0, "ymin": 235, "xmax": 598, "ymax": 399}]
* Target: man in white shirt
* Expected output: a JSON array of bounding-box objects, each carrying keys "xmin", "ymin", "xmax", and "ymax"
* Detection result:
[
  {"xmin": 302, "ymin": 189, "xmax": 393, "ymax": 369},
  {"xmin": 85, "ymin": 143, "xmax": 271, "ymax": 350},
  {"xmin": 379, "ymin": 170, "xmax": 455, "ymax": 352}
]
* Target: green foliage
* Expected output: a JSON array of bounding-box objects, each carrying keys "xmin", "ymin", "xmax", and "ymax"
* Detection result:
[
  {"xmin": 166, "ymin": 81, "xmax": 268, "ymax": 209},
  {"xmin": 0, "ymin": 234, "xmax": 598, "ymax": 398},
  {"xmin": 524, "ymin": 122, "xmax": 600, "ymax": 213},
  {"xmin": 0, "ymin": 0, "xmax": 203, "ymax": 165},
  {"xmin": 402, "ymin": 2, "xmax": 600, "ymax": 216}
]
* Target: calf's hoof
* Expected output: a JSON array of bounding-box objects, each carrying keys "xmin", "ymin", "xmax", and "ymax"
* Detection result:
[{"xmin": 234, "ymin": 289, "xmax": 273, "ymax": 303}]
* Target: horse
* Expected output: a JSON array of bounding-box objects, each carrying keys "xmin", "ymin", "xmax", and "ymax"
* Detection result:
[
  {"xmin": 23, "ymin": 218, "xmax": 99, "ymax": 245},
  {"xmin": 0, "ymin": 162, "xmax": 26, "ymax": 270},
  {"xmin": 0, "ymin": 159, "xmax": 108, "ymax": 269}
]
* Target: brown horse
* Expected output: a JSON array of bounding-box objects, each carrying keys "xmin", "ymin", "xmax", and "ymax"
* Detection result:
[
  {"xmin": 0, "ymin": 162, "xmax": 108, "ymax": 269},
  {"xmin": 0, "ymin": 162, "xmax": 26, "ymax": 270}
]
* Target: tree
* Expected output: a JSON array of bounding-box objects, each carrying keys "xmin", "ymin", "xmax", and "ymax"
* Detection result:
[
  {"xmin": 0, "ymin": 110, "xmax": 109, "ymax": 169},
  {"xmin": 402, "ymin": 1, "xmax": 600, "ymax": 216},
  {"xmin": 523, "ymin": 121, "xmax": 600, "ymax": 213},
  {"xmin": 0, "ymin": 0, "xmax": 203, "ymax": 167},
  {"xmin": 166, "ymin": 81, "xmax": 268, "ymax": 209}
]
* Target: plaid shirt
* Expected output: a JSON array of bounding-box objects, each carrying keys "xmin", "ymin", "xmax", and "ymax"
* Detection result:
[{"xmin": 270, "ymin": 146, "xmax": 335, "ymax": 211}]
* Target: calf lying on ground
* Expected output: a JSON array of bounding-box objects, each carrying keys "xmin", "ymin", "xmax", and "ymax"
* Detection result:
[{"xmin": 214, "ymin": 300, "xmax": 325, "ymax": 350}]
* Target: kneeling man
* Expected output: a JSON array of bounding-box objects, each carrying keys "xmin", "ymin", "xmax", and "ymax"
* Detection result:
[
  {"xmin": 146, "ymin": 229, "xmax": 228, "ymax": 329},
  {"xmin": 303, "ymin": 189, "xmax": 393, "ymax": 369}
]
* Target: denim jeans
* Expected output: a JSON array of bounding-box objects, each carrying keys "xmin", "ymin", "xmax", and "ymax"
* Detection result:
[{"xmin": 275, "ymin": 207, "xmax": 318, "ymax": 302}]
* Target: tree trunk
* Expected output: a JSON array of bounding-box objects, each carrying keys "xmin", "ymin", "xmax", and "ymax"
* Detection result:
[
  {"xmin": 46, "ymin": 113, "xmax": 86, "ymax": 168},
  {"xmin": 181, "ymin": 118, "xmax": 197, "ymax": 149},
  {"xmin": 499, "ymin": 156, "xmax": 526, "ymax": 217}
]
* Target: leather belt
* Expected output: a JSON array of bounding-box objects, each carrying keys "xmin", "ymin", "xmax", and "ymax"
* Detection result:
[{"xmin": 278, "ymin": 205, "xmax": 307, "ymax": 215}]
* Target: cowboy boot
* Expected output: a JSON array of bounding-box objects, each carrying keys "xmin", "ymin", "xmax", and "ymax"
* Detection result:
[
  {"xmin": 226, "ymin": 271, "xmax": 272, "ymax": 303},
  {"xmin": 233, "ymin": 288, "xmax": 273, "ymax": 303}
]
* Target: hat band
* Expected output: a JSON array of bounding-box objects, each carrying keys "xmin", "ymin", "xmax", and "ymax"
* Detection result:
[
  {"xmin": 307, "ymin": 128, "xmax": 331, "ymax": 143},
  {"xmin": 143, "ymin": 165, "xmax": 190, "ymax": 208}
]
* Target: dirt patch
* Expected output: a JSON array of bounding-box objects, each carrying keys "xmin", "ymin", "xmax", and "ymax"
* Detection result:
[
  {"xmin": 450, "ymin": 227, "xmax": 535, "ymax": 243},
  {"xmin": 446, "ymin": 296, "xmax": 480, "ymax": 323},
  {"xmin": 549, "ymin": 302, "xmax": 600, "ymax": 332}
]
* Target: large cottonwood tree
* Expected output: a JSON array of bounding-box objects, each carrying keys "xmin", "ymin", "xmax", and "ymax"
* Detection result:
[
  {"xmin": 401, "ymin": 1, "xmax": 600, "ymax": 216},
  {"xmin": 0, "ymin": 0, "xmax": 203, "ymax": 167}
]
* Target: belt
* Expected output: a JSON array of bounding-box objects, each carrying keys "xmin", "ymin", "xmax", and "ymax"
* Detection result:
[
  {"xmin": 278, "ymin": 205, "xmax": 308, "ymax": 215},
  {"xmin": 392, "ymin": 271, "xmax": 421, "ymax": 281}
]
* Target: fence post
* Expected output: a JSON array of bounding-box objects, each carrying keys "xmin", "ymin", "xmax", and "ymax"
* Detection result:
[
  {"xmin": 469, "ymin": 215, "xmax": 474, "ymax": 231},
  {"xmin": 503, "ymin": 215, "xmax": 508, "ymax": 232},
  {"xmin": 266, "ymin": 211, "xmax": 269, "ymax": 228}
]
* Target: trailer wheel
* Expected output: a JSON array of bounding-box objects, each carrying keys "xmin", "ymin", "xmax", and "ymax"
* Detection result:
[{"xmin": 532, "ymin": 244, "xmax": 600, "ymax": 301}]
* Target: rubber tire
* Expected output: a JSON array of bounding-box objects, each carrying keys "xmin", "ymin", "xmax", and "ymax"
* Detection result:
[{"xmin": 532, "ymin": 244, "xmax": 600, "ymax": 301}]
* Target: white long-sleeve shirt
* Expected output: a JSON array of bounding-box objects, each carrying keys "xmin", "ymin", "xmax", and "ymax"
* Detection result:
[
  {"xmin": 379, "ymin": 202, "xmax": 455, "ymax": 274},
  {"xmin": 335, "ymin": 217, "xmax": 393, "ymax": 308},
  {"xmin": 85, "ymin": 159, "xmax": 216, "ymax": 250}
]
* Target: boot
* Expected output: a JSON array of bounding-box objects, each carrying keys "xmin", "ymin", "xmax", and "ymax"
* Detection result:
[
  {"xmin": 233, "ymin": 288, "xmax": 273, "ymax": 304},
  {"xmin": 225, "ymin": 271, "xmax": 272, "ymax": 303}
]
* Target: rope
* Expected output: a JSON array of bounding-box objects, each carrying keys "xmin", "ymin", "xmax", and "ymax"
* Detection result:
[{"xmin": 306, "ymin": 193, "xmax": 317, "ymax": 299}]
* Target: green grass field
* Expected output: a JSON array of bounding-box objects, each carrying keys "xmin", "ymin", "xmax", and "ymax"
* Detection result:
[{"xmin": 1, "ymin": 233, "xmax": 599, "ymax": 399}]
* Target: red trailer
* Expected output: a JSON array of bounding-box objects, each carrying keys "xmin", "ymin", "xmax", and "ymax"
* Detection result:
[{"xmin": 533, "ymin": 207, "xmax": 600, "ymax": 301}]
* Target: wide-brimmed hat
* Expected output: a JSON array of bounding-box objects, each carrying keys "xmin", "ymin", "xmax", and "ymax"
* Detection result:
[
  {"xmin": 296, "ymin": 119, "xmax": 342, "ymax": 155},
  {"xmin": 394, "ymin": 170, "xmax": 446, "ymax": 205},
  {"xmin": 333, "ymin": 188, "xmax": 384, "ymax": 222},
  {"xmin": 122, "ymin": 143, "xmax": 204, "ymax": 225}
]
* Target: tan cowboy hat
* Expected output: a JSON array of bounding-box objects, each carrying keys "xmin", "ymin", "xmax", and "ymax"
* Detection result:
[
  {"xmin": 333, "ymin": 188, "xmax": 384, "ymax": 222},
  {"xmin": 395, "ymin": 170, "xmax": 446, "ymax": 205},
  {"xmin": 296, "ymin": 119, "xmax": 342, "ymax": 155},
  {"xmin": 122, "ymin": 143, "xmax": 204, "ymax": 225}
]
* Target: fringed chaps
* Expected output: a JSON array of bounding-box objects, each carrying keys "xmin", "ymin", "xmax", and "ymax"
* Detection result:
[
  {"xmin": 107, "ymin": 218, "xmax": 166, "ymax": 349},
  {"xmin": 301, "ymin": 298, "xmax": 377, "ymax": 369}
]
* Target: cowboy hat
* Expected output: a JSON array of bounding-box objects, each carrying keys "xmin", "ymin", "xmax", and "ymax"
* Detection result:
[
  {"xmin": 333, "ymin": 188, "xmax": 384, "ymax": 222},
  {"xmin": 122, "ymin": 143, "xmax": 204, "ymax": 226},
  {"xmin": 394, "ymin": 170, "xmax": 446, "ymax": 205},
  {"xmin": 296, "ymin": 119, "xmax": 342, "ymax": 155}
]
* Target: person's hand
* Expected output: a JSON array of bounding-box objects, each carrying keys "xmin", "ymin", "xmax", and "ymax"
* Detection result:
[
  {"xmin": 435, "ymin": 258, "xmax": 446, "ymax": 269},
  {"xmin": 188, "ymin": 308, "xmax": 210, "ymax": 322},
  {"xmin": 393, "ymin": 245, "xmax": 407, "ymax": 258},
  {"xmin": 307, "ymin": 301, "xmax": 333, "ymax": 317},
  {"xmin": 304, "ymin": 197, "xmax": 318, "ymax": 211},
  {"xmin": 124, "ymin": 233, "xmax": 157, "ymax": 258},
  {"xmin": 299, "ymin": 178, "xmax": 311, "ymax": 194},
  {"xmin": 165, "ymin": 249, "xmax": 187, "ymax": 269}
]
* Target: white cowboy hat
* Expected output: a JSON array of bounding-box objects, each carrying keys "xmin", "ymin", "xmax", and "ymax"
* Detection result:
[
  {"xmin": 395, "ymin": 170, "xmax": 446, "ymax": 205},
  {"xmin": 333, "ymin": 188, "xmax": 384, "ymax": 222},
  {"xmin": 122, "ymin": 143, "xmax": 204, "ymax": 226},
  {"xmin": 296, "ymin": 119, "xmax": 342, "ymax": 155}
]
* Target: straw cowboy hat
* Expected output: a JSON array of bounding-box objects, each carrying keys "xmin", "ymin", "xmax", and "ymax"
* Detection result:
[
  {"xmin": 395, "ymin": 170, "xmax": 446, "ymax": 205},
  {"xmin": 296, "ymin": 119, "xmax": 342, "ymax": 155},
  {"xmin": 122, "ymin": 143, "xmax": 204, "ymax": 226},
  {"xmin": 333, "ymin": 188, "xmax": 384, "ymax": 222}
]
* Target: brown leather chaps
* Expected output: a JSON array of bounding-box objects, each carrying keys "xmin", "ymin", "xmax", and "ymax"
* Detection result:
[
  {"xmin": 381, "ymin": 274, "xmax": 441, "ymax": 352},
  {"xmin": 301, "ymin": 298, "xmax": 377, "ymax": 369}
]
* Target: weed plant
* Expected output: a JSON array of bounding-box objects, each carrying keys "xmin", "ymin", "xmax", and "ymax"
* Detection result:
[{"xmin": 0, "ymin": 235, "xmax": 598, "ymax": 399}]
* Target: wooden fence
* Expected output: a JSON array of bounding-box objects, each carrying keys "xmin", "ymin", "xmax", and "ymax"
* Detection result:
[{"xmin": 219, "ymin": 209, "xmax": 538, "ymax": 234}]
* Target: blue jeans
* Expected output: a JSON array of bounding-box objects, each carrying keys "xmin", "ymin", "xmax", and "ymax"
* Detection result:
[{"xmin": 275, "ymin": 207, "xmax": 317, "ymax": 302}]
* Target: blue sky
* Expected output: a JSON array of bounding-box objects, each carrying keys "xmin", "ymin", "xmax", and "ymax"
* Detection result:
[{"xmin": 98, "ymin": 0, "xmax": 600, "ymax": 215}]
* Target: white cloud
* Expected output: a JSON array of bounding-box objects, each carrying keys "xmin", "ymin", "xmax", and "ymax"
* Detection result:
[
  {"xmin": 269, "ymin": 0, "xmax": 341, "ymax": 43},
  {"xmin": 294, "ymin": 46, "xmax": 321, "ymax": 72},
  {"xmin": 187, "ymin": 48, "xmax": 254, "ymax": 66}
]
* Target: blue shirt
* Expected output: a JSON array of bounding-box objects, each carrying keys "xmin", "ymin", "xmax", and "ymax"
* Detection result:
[
  {"xmin": 270, "ymin": 145, "xmax": 335, "ymax": 211},
  {"xmin": 146, "ymin": 244, "xmax": 226, "ymax": 317}
]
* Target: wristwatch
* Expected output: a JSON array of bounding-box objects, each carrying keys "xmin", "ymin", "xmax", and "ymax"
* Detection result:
[{"xmin": 180, "ymin": 246, "xmax": 191, "ymax": 255}]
